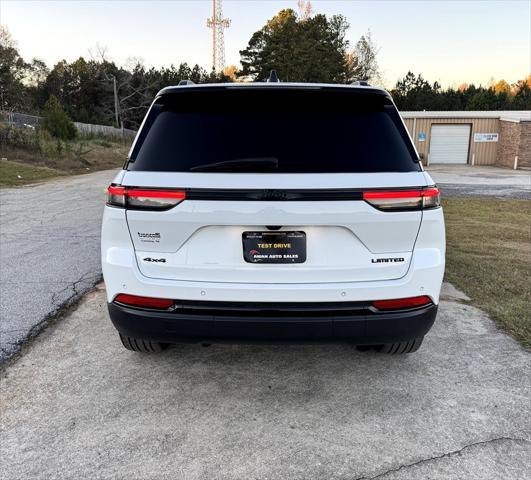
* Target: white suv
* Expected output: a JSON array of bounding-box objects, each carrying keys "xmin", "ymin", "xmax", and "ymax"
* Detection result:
[{"xmin": 101, "ymin": 82, "xmax": 445, "ymax": 354}]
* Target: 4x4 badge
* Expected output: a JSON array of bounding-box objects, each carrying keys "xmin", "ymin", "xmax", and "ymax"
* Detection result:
[{"xmin": 143, "ymin": 257, "xmax": 166, "ymax": 263}]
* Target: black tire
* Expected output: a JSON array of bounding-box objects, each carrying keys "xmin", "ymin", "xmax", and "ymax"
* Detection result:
[
  {"xmin": 119, "ymin": 334, "xmax": 165, "ymax": 353},
  {"xmin": 355, "ymin": 345, "xmax": 376, "ymax": 352},
  {"xmin": 378, "ymin": 337, "xmax": 424, "ymax": 354}
]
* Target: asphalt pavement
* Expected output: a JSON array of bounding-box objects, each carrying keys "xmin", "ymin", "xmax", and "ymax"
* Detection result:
[
  {"xmin": 0, "ymin": 165, "xmax": 529, "ymax": 365},
  {"xmin": 1, "ymin": 283, "xmax": 529, "ymax": 479},
  {"xmin": 0, "ymin": 170, "xmax": 118, "ymax": 364},
  {"xmin": 427, "ymin": 165, "xmax": 531, "ymax": 199}
]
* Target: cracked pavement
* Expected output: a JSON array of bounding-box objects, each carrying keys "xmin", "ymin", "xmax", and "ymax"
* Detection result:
[
  {"xmin": 354, "ymin": 437, "xmax": 530, "ymax": 479},
  {"xmin": 0, "ymin": 284, "xmax": 529, "ymax": 479},
  {"xmin": 1, "ymin": 165, "xmax": 530, "ymax": 478},
  {"xmin": 0, "ymin": 170, "xmax": 118, "ymax": 364}
]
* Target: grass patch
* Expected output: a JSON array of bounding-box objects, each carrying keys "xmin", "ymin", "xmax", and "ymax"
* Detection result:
[
  {"xmin": 0, "ymin": 159, "xmax": 66, "ymax": 186},
  {"xmin": 443, "ymin": 198, "xmax": 531, "ymax": 348},
  {"xmin": 0, "ymin": 125, "xmax": 130, "ymax": 187}
]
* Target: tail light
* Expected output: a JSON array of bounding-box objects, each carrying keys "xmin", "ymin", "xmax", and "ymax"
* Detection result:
[
  {"xmin": 107, "ymin": 185, "xmax": 186, "ymax": 210},
  {"xmin": 372, "ymin": 295, "xmax": 432, "ymax": 311},
  {"xmin": 363, "ymin": 187, "xmax": 440, "ymax": 211},
  {"xmin": 114, "ymin": 294, "xmax": 174, "ymax": 310}
]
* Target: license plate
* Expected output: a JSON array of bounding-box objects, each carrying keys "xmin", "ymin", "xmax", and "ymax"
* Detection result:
[{"xmin": 242, "ymin": 231, "xmax": 306, "ymax": 264}]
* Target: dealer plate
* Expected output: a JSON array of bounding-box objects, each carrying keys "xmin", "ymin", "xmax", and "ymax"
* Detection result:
[{"xmin": 242, "ymin": 231, "xmax": 306, "ymax": 264}]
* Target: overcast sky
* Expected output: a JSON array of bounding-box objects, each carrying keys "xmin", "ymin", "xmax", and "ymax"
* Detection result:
[{"xmin": 1, "ymin": 0, "xmax": 529, "ymax": 88}]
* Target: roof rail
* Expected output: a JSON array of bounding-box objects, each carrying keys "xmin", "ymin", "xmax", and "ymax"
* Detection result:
[
  {"xmin": 178, "ymin": 79, "xmax": 195, "ymax": 86},
  {"xmin": 353, "ymin": 80, "xmax": 370, "ymax": 86},
  {"xmin": 267, "ymin": 70, "xmax": 280, "ymax": 83}
]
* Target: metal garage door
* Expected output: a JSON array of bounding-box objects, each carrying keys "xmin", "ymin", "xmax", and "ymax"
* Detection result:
[{"xmin": 429, "ymin": 124, "xmax": 471, "ymax": 164}]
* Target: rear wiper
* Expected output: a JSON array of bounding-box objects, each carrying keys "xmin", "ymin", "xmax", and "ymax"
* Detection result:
[{"xmin": 190, "ymin": 157, "xmax": 279, "ymax": 172}]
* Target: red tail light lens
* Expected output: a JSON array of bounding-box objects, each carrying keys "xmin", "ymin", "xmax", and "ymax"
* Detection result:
[
  {"xmin": 107, "ymin": 185, "xmax": 186, "ymax": 210},
  {"xmin": 114, "ymin": 294, "xmax": 174, "ymax": 310},
  {"xmin": 363, "ymin": 187, "xmax": 440, "ymax": 211},
  {"xmin": 107, "ymin": 185, "xmax": 126, "ymax": 207},
  {"xmin": 420, "ymin": 188, "xmax": 441, "ymax": 209},
  {"xmin": 372, "ymin": 295, "xmax": 432, "ymax": 311},
  {"xmin": 126, "ymin": 189, "xmax": 186, "ymax": 209}
]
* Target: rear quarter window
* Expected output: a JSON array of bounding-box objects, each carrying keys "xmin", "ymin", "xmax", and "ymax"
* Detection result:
[{"xmin": 128, "ymin": 88, "xmax": 420, "ymax": 174}]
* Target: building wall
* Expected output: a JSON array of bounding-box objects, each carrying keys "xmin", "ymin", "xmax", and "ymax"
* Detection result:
[
  {"xmin": 402, "ymin": 117, "xmax": 500, "ymax": 166},
  {"xmin": 497, "ymin": 120, "xmax": 521, "ymax": 169},
  {"xmin": 517, "ymin": 122, "xmax": 531, "ymax": 169}
]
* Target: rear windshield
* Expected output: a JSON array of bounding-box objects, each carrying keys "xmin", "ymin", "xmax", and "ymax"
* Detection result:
[{"xmin": 128, "ymin": 89, "xmax": 419, "ymax": 173}]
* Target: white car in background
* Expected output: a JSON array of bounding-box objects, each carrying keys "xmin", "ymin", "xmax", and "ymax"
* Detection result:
[{"xmin": 101, "ymin": 80, "xmax": 445, "ymax": 354}]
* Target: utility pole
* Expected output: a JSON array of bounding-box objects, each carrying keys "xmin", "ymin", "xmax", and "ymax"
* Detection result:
[
  {"xmin": 206, "ymin": 0, "xmax": 231, "ymax": 73},
  {"xmin": 112, "ymin": 75, "xmax": 120, "ymax": 128}
]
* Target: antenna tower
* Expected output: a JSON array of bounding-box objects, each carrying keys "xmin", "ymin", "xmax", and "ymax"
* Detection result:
[{"xmin": 207, "ymin": 0, "xmax": 231, "ymax": 73}]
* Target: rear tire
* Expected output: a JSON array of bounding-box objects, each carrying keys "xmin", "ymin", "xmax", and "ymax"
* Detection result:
[
  {"xmin": 119, "ymin": 334, "xmax": 165, "ymax": 353},
  {"xmin": 355, "ymin": 345, "xmax": 376, "ymax": 352},
  {"xmin": 379, "ymin": 337, "xmax": 424, "ymax": 354}
]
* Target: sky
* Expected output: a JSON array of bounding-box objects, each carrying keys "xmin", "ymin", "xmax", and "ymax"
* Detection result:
[{"xmin": 1, "ymin": 0, "xmax": 529, "ymax": 88}]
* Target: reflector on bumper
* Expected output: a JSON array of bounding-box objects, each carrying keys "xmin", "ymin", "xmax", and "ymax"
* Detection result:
[
  {"xmin": 114, "ymin": 294, "xmax": 174, "ymax": 310},
  {"xmin": 372, "ymin": 295, "xmax": 432, "ymax": 311}
]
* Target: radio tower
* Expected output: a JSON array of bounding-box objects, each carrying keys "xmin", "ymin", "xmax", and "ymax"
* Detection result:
[{"xmin": 207, "ymin": 0, "xmax": 231, "ymax": 73}]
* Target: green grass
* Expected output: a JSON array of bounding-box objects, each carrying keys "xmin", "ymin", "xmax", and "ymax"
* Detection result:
[
  {"xmin": 443, "ymin": 198, "xmax": 531, "ymax": 348},
  {"xmin": 0, "ymin": 159, "xmax": 66, "ymax": 187},
  {"xmin": 0, "ymin": 127, "xmax": 130, "ymax": 187}
]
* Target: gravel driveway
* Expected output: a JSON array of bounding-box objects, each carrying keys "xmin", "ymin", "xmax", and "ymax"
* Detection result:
[{"xmin": 1, "ymin": 284, "xmax": 529, "ymax": 479}]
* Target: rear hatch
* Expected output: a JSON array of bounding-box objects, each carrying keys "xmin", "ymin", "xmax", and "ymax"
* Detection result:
[{"xmin": 121, "ymin": 86, "xmax": 429, "ymax": 284}]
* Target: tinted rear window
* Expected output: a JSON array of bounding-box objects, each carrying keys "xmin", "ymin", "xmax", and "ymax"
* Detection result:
[{"xmin": 128, "ymin": 89, "xmax": 419, "ymax": 173}]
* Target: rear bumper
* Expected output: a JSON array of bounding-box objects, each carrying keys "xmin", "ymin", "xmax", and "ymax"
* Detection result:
[
  {"xmin": 108, "ymin": 301, "xmax": 438, "ymax": 344},
  {"xmin": 102, "ymin": 204, "xmax": 445, "ymax": 305}
]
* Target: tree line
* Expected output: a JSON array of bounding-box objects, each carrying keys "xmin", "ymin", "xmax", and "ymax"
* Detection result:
[
  {"xmin": 1, "ymin": 7, "xmax": 529, "ymax": 131},
  {"xmin": 391, "ymin": 71, "xmax": 530, "ymax": 111},
  {"xmin": 0, "ymin": 27, "xmax": 232, "ymax": 130}
]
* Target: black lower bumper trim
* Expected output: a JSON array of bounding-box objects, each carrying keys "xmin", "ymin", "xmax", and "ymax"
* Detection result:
[{"xmin": 108, "ymin": 301, "xmax": 438, "ymax": 344}]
